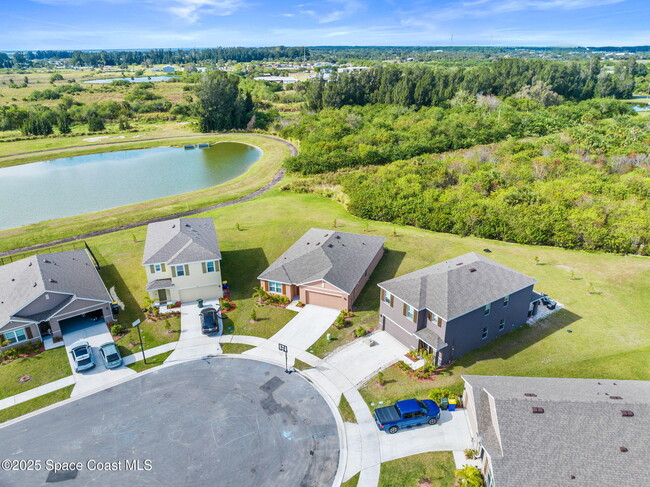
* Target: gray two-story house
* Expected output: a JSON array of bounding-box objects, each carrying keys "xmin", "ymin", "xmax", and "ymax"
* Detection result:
[{"xmin": 378, "ymin": 252, "xmax": 539, "ymax": 365}]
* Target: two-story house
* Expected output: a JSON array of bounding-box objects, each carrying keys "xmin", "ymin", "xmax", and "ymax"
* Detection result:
[
  {"xmin": 142, "ymin": 218, "xmax": 223, "ymax": 304},
  {"xmin": 377, "ymin": 252, "xmax": 539, "ymax": 365}
]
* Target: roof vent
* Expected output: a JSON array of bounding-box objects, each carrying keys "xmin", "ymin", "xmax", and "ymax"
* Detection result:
[
  {"xmin": 33, "ymin": 283, "xmax": 37, "ymax": 287},
  {"xmin": 456, "ymin": 262, "xmax": 463, "ymax": 266},
  {"xmin": 172, "ymin": 224, "xmax": 176, "ymax": 228},
  {"xmin": 328, "ymin": 244, "xmax": 333, "ymax": 248},
  {"xmin": 524, "ymin": 393, "xmax": 537, "ymax": 397},
  {"xmin": 316, "ymin": 242, "xmax": 320, "ymax": 246},
  {"xmin": 621, "ymin": 410, "xmax": 634, "ymax": 417},
  {"xmin": 610, "ymin": 396, "xmax": 623, "ymax": 400},
  {"xmin": 49, "ymin": 278, "xmax": 57, "ymax": 283},
  {"xmin": 620, "ymin": 447, "xmax": 628, "ymax": 453},
  {"xmin": 11, "ymin": 278, "xmax": 15, "ymax": 282},
  {"xmin": 306, "ymin": 242, "xmax": 310, "ymax": 245},
  {"xmin": 44, "ymin": 260, "xmax": 51, "ymax": 264},
  {"xmin": 335, "ymin": 235, "xmax": 341, "ymax": 239},
  {"xmin": 185, "ymin": 223, "xmax": 190, "ymax": 227},
  {"xmin": 532, "ymin": 407, "xmax": 544, "ymax": 414},
  {"xmin": 469, "ymin": 268, "xmax": 477, "ymax": 272},
  {"xmin": 569, "ymin": 475, "xmax": 576, "ymax": 480},
  {"xmin": 29, "ymin": 262, "xmax": 33, "ymax": 266}
]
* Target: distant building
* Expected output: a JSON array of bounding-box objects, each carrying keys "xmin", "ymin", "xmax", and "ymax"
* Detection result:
[{"xmin": 253, "ymin": 76, "xmax": 297, "ymax": 85}]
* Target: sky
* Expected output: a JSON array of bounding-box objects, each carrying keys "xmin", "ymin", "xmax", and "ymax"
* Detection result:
[{"xmin": 1, "ymin": 0, "xmax": 649, "ymax": 50}]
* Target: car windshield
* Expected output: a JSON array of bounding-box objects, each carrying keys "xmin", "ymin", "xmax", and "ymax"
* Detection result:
[
  {"xmin": 77, "ymin": 357, "xmax": 92, "ymax": 366},
  {"xmin": 73, "ymin": 348, "xmax": 88, "ymax": 358},
  {"xmin": 416, "ymin": 400, "xmax": 427, "ymax": 409},
  {"xmin": 106, "ymin": 353, "xmax": 120, "ymax": 362}
]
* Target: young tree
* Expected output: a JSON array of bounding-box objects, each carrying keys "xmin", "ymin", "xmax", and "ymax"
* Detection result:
[{"xmin": 195, "ymin": 71, "xmax": 252, "ymax": 132}]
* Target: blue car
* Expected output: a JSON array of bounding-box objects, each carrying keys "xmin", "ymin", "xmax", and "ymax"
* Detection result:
[
  {"xmin": 69, "ymin": 341, "xmax": 95, "ymax": 372},
  {"xmin": 374, "ymin": 399, "xmax": 441, "ymax": 434},
  {"xmin": 99, "ymin": 342, "xmax": 123, "ymax": 369}
]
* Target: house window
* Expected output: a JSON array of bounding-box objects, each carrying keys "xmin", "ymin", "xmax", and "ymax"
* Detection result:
[
  {"xmin": 268, "ymin": 282, "xmax": 282, "ymax": 294},
  {"xmin": 175, "ymin": 265, "xmax": 185, "ymax": 277},
  {"xmin": 503, "ymin": 295, "xmax": 510, "ymax": 307},
  {"xmin": 482, "ymin": 327, "xmax": 488, "ymax": 340},
  {"xmin": 484, "ymin": 303, "xmax": 491, "ymax": 316},
  {"xmin": 383, "ymin": 291, "xmax": 392, "ymax": 305},
  {"xmin": 405, "ymin": 305, "xmax": 415, "ymax": 320},
  {"xmin": 155, "ymin": 264, "xmax": 162, "ymax": 272},
  {"xmin": 206, "ymin": 261, "xmax": 216, "ymax": 273},
  {"xmin": 5, "ymin": 328, "xmax": 28, "ymax": 344},
  {"xmin": 499, "ymin": 319, "xmax": 505, "ymax": 331}
]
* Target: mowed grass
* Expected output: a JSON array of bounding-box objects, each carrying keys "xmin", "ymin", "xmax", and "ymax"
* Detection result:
[
  {"xmin": 379, "ymin": 452, "xmax": 456, "ymax": 487},
  {"xmin": 0, "ymin": 133, "xmax": 290, "ymax": 251},
  {"xmin": 3, "ymin": 189, "xmax": 650, "ymax": 397},
  {"xmin": 127, "ymin": 350, "xmax": 174, "ymax": 372},
  {"xmin": 0, "ymin": 348, "xmax": 70, "ymax": 400},
  {"xmin": 0, "ymin": 385, "xmax": 74, "ymax": 424},
  {"xmin": 221, "ymin": 343, "xmax": 255, "ymax": 354}
]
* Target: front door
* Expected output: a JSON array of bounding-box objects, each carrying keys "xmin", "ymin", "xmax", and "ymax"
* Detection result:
[{"xmin": 158, "ymin": 289, "xmax": 168, "ymax": 303}]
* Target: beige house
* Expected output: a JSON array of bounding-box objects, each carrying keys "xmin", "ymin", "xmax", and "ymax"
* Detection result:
[
  {"xmin": 258, "ymin": 228, "xmax": 385, "ymax": 310},
  {"xmin": 0, "ymin": 250, "xmax": 114, "ymax": 349},
  {"xmin": 142, "ymin": 218, "xmax": 223, "ymax": 304}
]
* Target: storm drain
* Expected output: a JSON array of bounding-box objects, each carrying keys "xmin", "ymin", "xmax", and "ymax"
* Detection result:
[{"xmin": 46, "ymin": 468, "xmax": 79, "ymax": 483}]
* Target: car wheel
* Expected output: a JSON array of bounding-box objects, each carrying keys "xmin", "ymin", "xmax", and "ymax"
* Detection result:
[
  {"xmin": 388, "ymin": 426, "xmax": 399, "ymax": 434},
  {"xmin": 428, "ymin": 417, "xmax": 438, "ymax": 425}
]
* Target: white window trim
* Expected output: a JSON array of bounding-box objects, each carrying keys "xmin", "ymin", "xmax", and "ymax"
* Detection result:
[
  {"xmin": 268, "ymin": 281, "xmax": 283, "ymax": 294},
  {"xmin": 503, "ymin": 295, "xmax": 510, "ymax": 307},
  {"xmin": 499, "ymin": 319, "xmax": 505, "ymax": 331},
  {"xmin": 175, "ymin": 265, "xmax": 186, "ymax": 277},
  {"xmin": 383, "ymin": 291, "xmax": 392, "ymax": 305},
  {"xmin": 484, "ymin": 303, "xmax": 491, "ymax": 316},
  {"xmin": 155, "ymin": 264, "xmax": 162, "ymax": 272},
  {"xmin": 405, "ymin": 304, "xmax": 415, "ymax": 320},
  {"xmin": 4, "ymin": 327, "xmax": 28, "ymax": 344},
  {"xmin": 206, "ymin": 261, "xmax": 216, "ymax": 273},
  {"xmin": 482, "ymin": 326, "xmax": 489, "ymax": 340}
]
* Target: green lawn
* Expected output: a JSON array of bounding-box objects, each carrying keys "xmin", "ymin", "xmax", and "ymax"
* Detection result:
[
  {"xmin": 222, "ymin": 306, "xmax": 297, "ymax": 339},
  {"xmin": 338, "ymin": 395, "xmax": 357, "ymax": 423},
  {"xmin": 342, "ymin": 473, "xmax": 360, "ymax": 487},
  {"xmin": 221, "ymin": 343, "xmax": 255, "ymax": 354},
  {"xmin": 0, "ymin": 385, "xmax": 74, "ymax": 424},
  {"xmin": 115, "ymin": 316, "xmax": 181, "ymax": 356},
  {"xmin": 127, "ymin": 351, "xmax": 173, "ymax": 372},
  {"xmin": 293, "ymin": 359, "xmax": 312, "ymax": 371},
  {"xmin": 0, "ymin": 133, "xmax": 290, "ymax": 252},
  {"xmin": 379, "ymin": 452, "xmax": 456, "ymax": 487},
  {"xmin": 0, "ymin": 348, "xmax": 70, "ymax": 400}
]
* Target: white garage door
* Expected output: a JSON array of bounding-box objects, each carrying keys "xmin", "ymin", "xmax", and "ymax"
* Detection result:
[{"xmin": 179, "ymin": 285, "xmax": 222, "ymax": 303}]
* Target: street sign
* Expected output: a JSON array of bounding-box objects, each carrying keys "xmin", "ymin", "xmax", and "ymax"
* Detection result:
[{"xmin": 132, "ymin": 319, "xmax": 141, "ymax": 327}]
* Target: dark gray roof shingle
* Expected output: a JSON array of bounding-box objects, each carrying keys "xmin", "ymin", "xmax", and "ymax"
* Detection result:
[
  {"xmin": 0, "ymin": 250, "xmax": 112, "ymax": 327},
  {"xmin": 258, "ymin": 228, "xmax": 385, "ymax": 294},
  {"xmin": 463, "ymin": 375, "xmax": 650, "ymax": 487},
  {"xmin": 378, "ymin": 252, "xmax": 536, "ymax": 320},
  {"xmin": 142, "ymin": 218, "xmax": 221, "ymax": 266}
]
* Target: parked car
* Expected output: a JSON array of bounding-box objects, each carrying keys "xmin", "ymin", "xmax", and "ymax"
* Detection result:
[
  {"xmin": 540, "ymin": 293, "xmax": 557, "ymax": 310},
  {"xmin": 200, "ymin": 306, "xmax": 223, "ymax": 334},
  {"xmin": 99, "ymin": 341, "xmax": 123, "ymax": 369},
  {"xmin": 374, "ymin": 399, "xmax": 441, "ymax": 434},
  {"xmin": 69, "ymin": 341, "xmax": 95, "ymax": 372}
]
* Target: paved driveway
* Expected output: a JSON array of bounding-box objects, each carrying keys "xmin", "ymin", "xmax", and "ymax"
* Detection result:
[
  {"xmin": 323, "ymin": 331, "xmax": 408, "ymax": 387},
  {"xmin": 0, "ymin": 357, "xmax": 340, "ymax": 487},
  {"xmin": 164, "ymin": 300, "xmax": 221, "ymax": 363},
  {"xmin": 62, "ymin": 318, "xmax": 136, "ymax": 396}
]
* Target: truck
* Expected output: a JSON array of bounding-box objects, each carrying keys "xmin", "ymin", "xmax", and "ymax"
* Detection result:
[{"xmin": 374, "ymin": 399, "xmax": 441, "ymax": 434}]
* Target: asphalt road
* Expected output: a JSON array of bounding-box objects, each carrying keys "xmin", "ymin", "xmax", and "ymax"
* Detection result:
[{"xmin": 0, "ymin": 357, "xmax": 340, "ymax": 487}]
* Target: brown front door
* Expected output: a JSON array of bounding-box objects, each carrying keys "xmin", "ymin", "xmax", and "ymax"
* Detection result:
[{"xmin": 158, "ymin": 289, "xmax": 168, "ymax": 303}]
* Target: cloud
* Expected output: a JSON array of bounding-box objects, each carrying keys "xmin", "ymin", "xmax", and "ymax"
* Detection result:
[
  {"xmin": 165, "ymin": 0, "xmax": 245, "ymax": 23},
  {"xmin": 318, "ymin": 0, "xmax": 363, "ymax": 23}
]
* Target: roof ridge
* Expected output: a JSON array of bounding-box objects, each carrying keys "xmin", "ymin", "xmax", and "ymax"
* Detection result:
[{"xmin": 166, "ymin": 237, "xmax": 193, "ymax": 264}]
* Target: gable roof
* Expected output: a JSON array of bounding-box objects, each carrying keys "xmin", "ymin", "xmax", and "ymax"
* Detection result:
[
  {"xmin": 463, "ymin": 375, "xmax": 650, "ymax": 487},
  {"xmin": 258, "ymin": 228, "xmax": 385, "ymax": 294},
  {"xmin": 142, "ymin": 218, "xmax": 221, "ymax": 266},
  {"xmin": 378, "ymin": 252, "xmax": 536, "ymax": 320},
  {"xmin": 0, "ymin": 250, "xmax": 112, "ymax": 326}
]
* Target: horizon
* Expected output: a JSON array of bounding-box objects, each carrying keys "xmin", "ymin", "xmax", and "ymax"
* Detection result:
[{"xmin": 2, "ymin": 0, "xmax": 649, "ymax": 51}]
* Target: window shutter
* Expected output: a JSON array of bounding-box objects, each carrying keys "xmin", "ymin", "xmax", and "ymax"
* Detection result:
[
  {"xmin": 202, "ymin": 262, "xmax": 207, "ymax": 273},
  {"xmin": 184, "ymin": 264, "xmax": 189, "ymax": 276},
  {"xmin": 25, "ymin": 327, "xmax": 33, "ymax": 339},
  {"xmin": 0, "ymin": 333, "xmax": 4, "ymax": 343},
  {"xmin": 161, "ymin": 263, "xmax": 166, "ymax": 272},
  {"xmin": 171, "ymin": 266, "xmax": 177, "ymax": 277},
  {"xmin": 150, "ymin": 265, "xmax": 155, "ymax": 273},
  {"xmin": 215, "ymin": 261, "xmax": 220, "ymax": 272},
  {"xmin": 438, "ymin": 317, "xmax": 443, "ymax": 328},
  {"xmin": 380, "ymin": 288, "xmax": 385, "ymax": 301},
  {"xmin": 413, "ymin": 309, "xmax": 418, "ymax": 323},
  {"xmin": 403, "ymin": 303, "xmax": 407, "ymax": 316},
  {"xmin": 428, "ymin": 311, "xmax": 433, "ymax": 321},
  {"xmin": 390, "ymin": 295, "xmax": 394, "ymax": 307},
  {"xmin": 282, "ymin": 284, "xmax": 286, "ymax": 295}
]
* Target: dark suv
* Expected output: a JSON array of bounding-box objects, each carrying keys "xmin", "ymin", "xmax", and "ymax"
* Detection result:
[{"xmin": 200, "ymin": 306, "xmax": 223, "ymax": 334}]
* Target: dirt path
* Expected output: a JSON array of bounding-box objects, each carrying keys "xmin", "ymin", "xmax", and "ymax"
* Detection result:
[{"xmin": 0, "ymin": 134, "xmax": 296, "ymax": 257}]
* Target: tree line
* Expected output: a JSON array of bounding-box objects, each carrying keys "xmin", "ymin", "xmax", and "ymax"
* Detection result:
[{"xmin": 304, "ymin": 58, "xmax": 644, "ymax": 110}]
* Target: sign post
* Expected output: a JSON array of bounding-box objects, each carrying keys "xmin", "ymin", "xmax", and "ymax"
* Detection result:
[
  {"xmin": 132, "ymin": 319, "xmax": 146, "ymax": 364},
  {"xmin": 278, "ymin": 343, "xmax": 289, "ymax": 374}
]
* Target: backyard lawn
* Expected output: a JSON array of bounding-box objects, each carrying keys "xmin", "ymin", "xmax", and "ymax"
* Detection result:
[
  {"xmin": 379, "ymin": 452, "xmax": 456, "ymax": 487},
  {"xmin": 0, "ymin": 348, "xmax": 70, "ymax": 400}
]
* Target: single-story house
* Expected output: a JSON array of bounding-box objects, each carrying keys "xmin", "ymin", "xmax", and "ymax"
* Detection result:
[
  {"xmin": 0, "ymin": 250, "xmax": 114, "ymax": 349},
  {"xmin": 143, "ymin": 218, "xmax": 223, "ymax": 304},
  {"xmin": 463, "ymin": 375, "xmax": 650, "ymax": 487},
  {"xmin": 377, "ymin": 252, "xmax": 539, "ymax": 365},
  {"xmin": 258, "ymin": 228, "xmax": 385, "ymax": 310}
]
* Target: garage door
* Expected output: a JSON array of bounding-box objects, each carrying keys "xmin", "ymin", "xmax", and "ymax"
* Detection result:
[
  {"xmin": 179, "ymin": 285, "xmax": 222, "ymax": 303},
  {"xmin": 382, "ymin": 315, "xmax": 416, "ymax": 348},
  {"xmin": 304, "ymin": 290, "xmax": 346, "ymax": 310}
]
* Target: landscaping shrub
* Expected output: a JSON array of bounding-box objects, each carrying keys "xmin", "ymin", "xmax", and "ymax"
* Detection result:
[
  {"xmin": 111, "ymin": 324, "xmax": 124, "ymax": 335},
  {"xmin": 455, "ymin": 465, "xmax": 484, "ymax": 487},
  {"xmin": 354, "ymin": 326, "xmax": 367, "ymax": 338},
  {"xmin": 333, "ymin": 314, "xmax": 347, "ymax": 329}
]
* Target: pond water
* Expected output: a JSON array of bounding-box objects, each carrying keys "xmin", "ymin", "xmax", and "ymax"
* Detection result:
[
  {"xmin": 631, "ymin": 104, "xmax": 650, "ymax": 112},
  {"xmin": 0, "ymin": 142, "xmax": 262, "ymax": 230},
  {"xmin": 84, "ymin": 76, "xmax": 176, "ymax": 84}
]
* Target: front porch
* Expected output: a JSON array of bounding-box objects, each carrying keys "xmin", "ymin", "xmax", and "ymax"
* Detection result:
[{"xmin": 146, "ymin": 278, "xmax": 175, "ymax": 305}]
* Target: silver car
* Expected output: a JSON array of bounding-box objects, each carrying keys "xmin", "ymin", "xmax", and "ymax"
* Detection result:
[
  {"xmin": 70, "ymin": 341, "xmax": 95, "ymax": 372},
  {"xmin": 99, "ymin": 342, "xmax": 123, "ymax": 369}
]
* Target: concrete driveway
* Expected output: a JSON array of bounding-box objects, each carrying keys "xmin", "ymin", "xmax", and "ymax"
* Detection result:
[
  {"xmin": 62, "ymin": 317, "xmax": 136, "ymax": 396},
  {"xmin": 164, "ymin": 300, "xmax": 222, "ymax": 363},
  {"xmin": 323, "ymin": 331, "xmax": 408, "ymax": 387},
  {"xmin": 377, "ymin": 409, "xmax": 473, "ymax": 462},
  {"xmin": 0, "ymin": 357, "xmax": 340, "ymax": 487}
]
